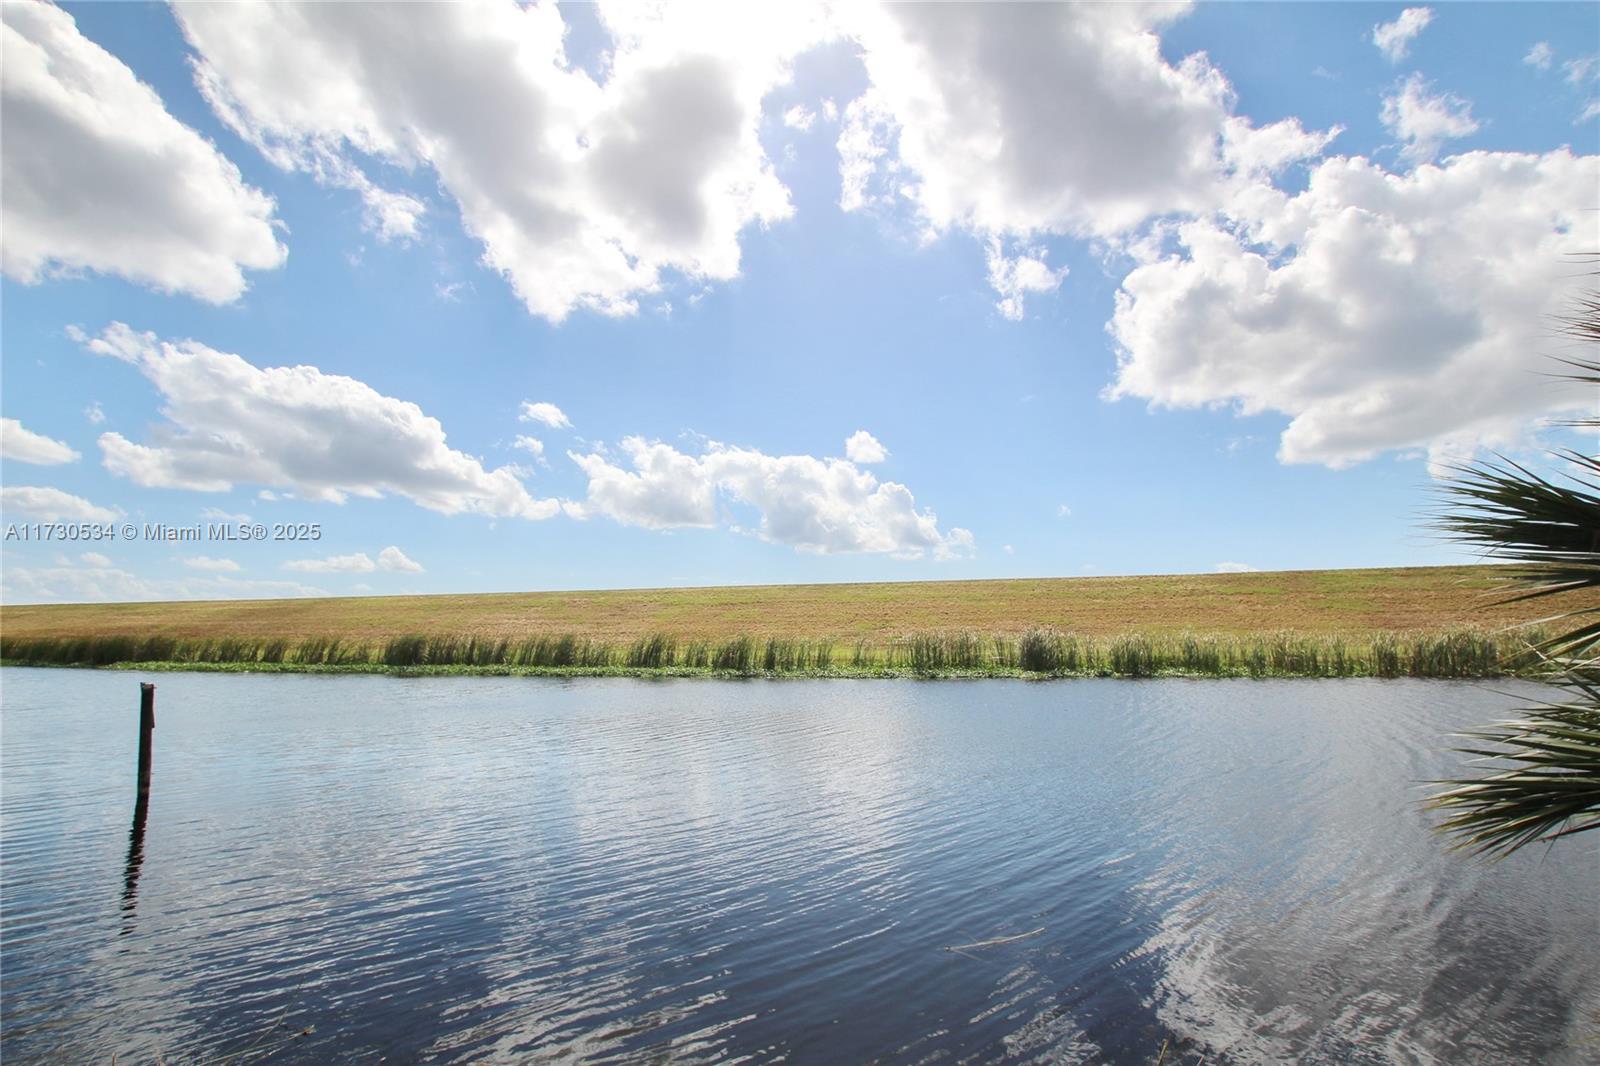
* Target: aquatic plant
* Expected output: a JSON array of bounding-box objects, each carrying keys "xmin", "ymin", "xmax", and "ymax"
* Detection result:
[{"xmin": 0, "ymin": 626, "xmax": 1524, "ymax": 679}]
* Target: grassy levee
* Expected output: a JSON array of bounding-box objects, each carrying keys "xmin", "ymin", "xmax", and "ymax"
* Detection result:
[{"xmin": 0, "ymin": 566, "xmax": 1587, "ymax": 678}]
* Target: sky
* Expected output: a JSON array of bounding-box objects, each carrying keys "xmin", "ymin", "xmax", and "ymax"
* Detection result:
[{"xmin": 1, "ymin": 1, "xmax": 1597, "ymax": 604}]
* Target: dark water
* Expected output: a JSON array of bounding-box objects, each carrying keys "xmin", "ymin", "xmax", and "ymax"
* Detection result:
[{"xmin": 1, "ymin": 669, "xmax": 1595, "ymax": 1064}]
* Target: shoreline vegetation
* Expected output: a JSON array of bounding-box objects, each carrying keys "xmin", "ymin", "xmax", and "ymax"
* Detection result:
[{"xmin": 0, "ymin": 626, "xmax": 1546, "ymax": 679}]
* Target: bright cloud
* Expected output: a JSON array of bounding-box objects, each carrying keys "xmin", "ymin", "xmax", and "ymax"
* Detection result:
[
  {"xmin": 1524, "ymin": 42, "xmax": 1554, "ymax": 71},
  {"xmin": 567, "ymin": 437, "xmax": 972, "ymax": 557},
  {"xmin": 844, "ymin": 430, "xmax": 888, "ymax": 464},
  {"xmin": 783, "ymin": 104, "xmax": 815, "ymax": 131},
  {"xmin": 0, "ymin": 2, "xmax": 284, "ymax": 302},
  {"xmin": 1381, "ymin": 75, "xmax": 1479, "ymax": 164},
  {"xmin": 519, "ymin": 402, "xmax": 572, "ymax": 429},
  {"xmin": 513, "ymin": 435, "xmax": 545, "ymax": 456},
  {"xmin": 1372, "ymin": 8, "xmax": 1433, "ymax": 64},
  {"xmin": 285, "ymin": 552, "xmax": 376, "ymax": 573},
  {"xmin": 1108, "ymin": 149, "xmax": 1598, "ymax": 469},
  {"xmin": 184, "ymin": 555, "xmax": 241, "ymax": 572},
  {"xmin": 1, "ymin": 485, "xmax": 119, "ymax": 522},
  {"xmin": 986, "ymin": 240, "xmax": 1069, "ymax": 320},
  {"xmin": 2, "ymin": 563, "xmax": 323, "ymax": 604},
  {"xmin": 378, "ymin": 545, "xmax": 424, "ymax": 572},
  {"xmin": 834, "ymin": 3, "xmax": 1337, "ymax": 313},
  {"xmin": 174, "ymin": 1, "xmax": 835, "ymax": 321},
  {"xmin": 1, "ymin": 418, "xmax": 78, "ymax": 464},
  {"xmin": 79, "ymin": 324, "xmax": 560, "ymax": 520}
]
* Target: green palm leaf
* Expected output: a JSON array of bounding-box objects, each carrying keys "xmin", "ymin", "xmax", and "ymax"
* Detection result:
[{"xmin": 1428, "ymin": 266, "xmax": 1600, "ymax": 856}]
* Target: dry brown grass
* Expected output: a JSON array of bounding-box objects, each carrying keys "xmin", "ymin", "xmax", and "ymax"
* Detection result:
[{"xmin": 1, "ymin": 565, "xmax": 1586, "ymax": 644}]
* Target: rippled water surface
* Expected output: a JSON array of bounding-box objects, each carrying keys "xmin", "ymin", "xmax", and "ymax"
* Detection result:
[{"xmin": 2, "ymin": 669, "xmax": 1596, "ymax": 1063}]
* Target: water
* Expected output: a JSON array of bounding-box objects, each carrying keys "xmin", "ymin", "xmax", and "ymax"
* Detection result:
[{"xmin": 1, "ymin": 669, "xmax": 1595, "ymax": 1064}]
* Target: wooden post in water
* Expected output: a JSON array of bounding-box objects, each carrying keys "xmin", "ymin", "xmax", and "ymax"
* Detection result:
[
  {"xmin": 136, "ymin": 682, "xmax": 155, "ymax": 798},
  {"xmin": 123, "ymin": 683, "xmax": 156, "ymax": 924}
]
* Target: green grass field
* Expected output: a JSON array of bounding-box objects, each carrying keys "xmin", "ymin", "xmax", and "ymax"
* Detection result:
[{"xmin": 0, "ymin": 565, "xmax": 1588, "ymax": 678}]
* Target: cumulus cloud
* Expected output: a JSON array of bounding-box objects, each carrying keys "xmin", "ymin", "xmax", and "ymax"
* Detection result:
[
  {"xmin": 1, "ymin": 417, "xmax": 78, "ymax": 464},
  {"xmin": 519, "ymin": 402, "xmax": 572, "ymax": 429},
  {"xmin": 1372, "ymin": 7, "xmax": 1433, "ymax": 64},
  {"xmin": 174, "ymin": 1, "xmax": 834, "ymax": 321},
  {"xmin": 377, "ymin": 545, "xmax": 423, "ymax": 572},
  {"xmin": 1, "ymin": 485, "xmax": 119, "ymax": 522},
  {"xmin": 1, "ymin": 1, "xmax": 285, "ymax": 301},
  {"xmin": 833, "ymin": 3, "xmax": 1336, "ymax": 314},
  {"xmin": 986, "ymin": 239, "xmax": 1069, "ymax": 320},
  {"xmin": 844, "ymin": 430, "xmax": 888, "ymax": 464},
  {"xmin": 514, "ymin": 435, "xmax": 545, "ymax": 457},
  {"xmin": 1108, "ymin": 149, "xmax": 1598, "ymax": 468},
  {"xmin": 1524, "ymin": 42, "xmax": 1554, "ymax": 71},
  {"xmin": 184, "ymin": 555, "xmax": 241, "ymax": 572},
  {"xmin": 1381, "ymin": 75, "xmax": 1479, "ymax": 164},
  {"xmin": 567, "ymin": 436, "xmax": 972, "ymax": 557},
  {"xmin": 284, "ymin": 552, "xmax": 376, "ymax": 574},
  {"xmin": 1214, "ymin": 561, "xmax": 1258, "ymax": 573},
  {"xmin": 78, "ymin": 323, "xmax": 559, "ymax": 520},
  {"xmin": 782, "ymin": 104, "xmax": 815, "ymax": 131},
  {"xmin": 2, "ymin": 563, "xmax": 323, "ymax": 604}
]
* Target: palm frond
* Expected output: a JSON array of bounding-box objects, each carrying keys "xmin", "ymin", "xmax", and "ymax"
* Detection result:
[
  {"xmin": 1428, "ymin": 683, "xmax": 1600, "ymax": 856},
  {"xmin": 1427, "ymin": 264, "xmax": 1600, "ymax": 856}
]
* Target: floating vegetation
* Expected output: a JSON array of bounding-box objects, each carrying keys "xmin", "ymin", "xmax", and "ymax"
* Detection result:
[{"xmin": 0, "ymin": 626, "xmax": 1533, "ymax": 679}]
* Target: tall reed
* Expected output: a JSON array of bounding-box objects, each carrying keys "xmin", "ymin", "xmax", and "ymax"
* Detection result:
[{"xmin": 0, "ymin": 626, "xmax": 1528, "ymax": 679}]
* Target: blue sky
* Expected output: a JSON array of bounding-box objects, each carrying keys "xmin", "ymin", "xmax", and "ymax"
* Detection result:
[{"xmin": 2, "ymin": 2, "xmax": 1597, "ymax": 602}]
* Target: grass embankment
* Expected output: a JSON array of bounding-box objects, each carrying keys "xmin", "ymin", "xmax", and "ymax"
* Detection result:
[{"xmin": 3, "ymin": 566, "xmax": 1584, "ymax": 678}]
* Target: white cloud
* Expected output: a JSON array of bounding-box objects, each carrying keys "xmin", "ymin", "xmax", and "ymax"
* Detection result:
[
  {"xmin": 1057, "ymin": 503, "xmax": 1073, "ymax": 518},
  {"xmin": 1, "ymin": 485, "xmax": 119, "ymax": 522},
  {"xmin": 782, "ymin": 104, "xmax": 815, "ymax": 131},
  {"xmin": 284, "ymin": 552, "xmax": 375, "ymax": 573},
  {"xmin": 83, "ymin": 402, "xmax": 105, "ymax": 425},
  {"xmin": 519, "ymin": 401, "xmax": 572, "ymax": 429},
  {"xmin": 986, "ymin": 239, "xmax": 1068, "ymax": 320},
  {"xmin": 1108, "ymin": 149, "xmax": 1599, "ymax": 469},
  {"xmin": 1524, "ymin": 42, "xmax": 1554, "ymax": 71},
  {"xmin": 0, "ymin": 2, "xmax": 285, "ymax": 302},
  {"xmin": 79, "ymin": 323, "xmax": 559, "ymax": 520},
  {"xmin": 844, "ymin": 430, "xmax": 888, "ymax": 464},
  {"xmin": 184, "ymin": 555, "xmax": 241, "ymax": 572},
  {"xmin": 200, "ymin": 507, "xmax": 252, "ymax": 524},
  {"xmin": 79, "ymin": 551, "xmax": 111, "ymax": 567},
  {"xmin": 174, "ymin": 1, "xmax": 835, "ymax": 321},
  {"xmin": 1372, "ymin": 7, "xmax": 1433, "ymax": 64},
  {"xmin": 513, "ymin": 435, "xmax": 545, "ymax": 457},
  {"xmin": 1563, "ymin": 55, "xmax": 1597, "ymax": 88},
  {"xmin": 833, "ymin": 3, "xmax": 1336, "ymax": 311},
  {"xmin": 1, "ymin": 418, "xmax": 78, "ymax": 464},
  {"xmin": 1214, "ymin": 561, "xmax": 1258, "ymax": 573},
  {"xmin": 567, "ymin": 436, "xmax": 972, "ymax": 557},
  {"xmin": 1380, "ymin": 75, "xmax": 1479, "ymax": 164},
  {"xmin": 377, "ymin": 545, "xmax": 423, "ymax": 573},
  {"xmin": 1, "ymin": 564, "xmax": 323, "ymax": 604}
]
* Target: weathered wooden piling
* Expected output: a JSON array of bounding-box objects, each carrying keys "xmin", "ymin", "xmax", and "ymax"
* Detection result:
[{"xmin": 136, "ymin": 682, "xmax": 155, "ymax": 797}]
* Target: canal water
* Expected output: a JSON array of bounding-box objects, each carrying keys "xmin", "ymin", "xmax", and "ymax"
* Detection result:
[{"xmin": 1, "ymin": 669, "xmax": 1594, "ymax": 1063}]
